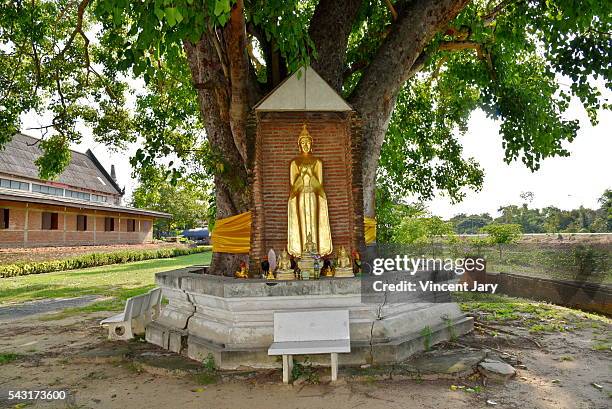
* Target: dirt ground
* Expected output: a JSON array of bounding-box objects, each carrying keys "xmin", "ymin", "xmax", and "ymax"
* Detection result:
[
  {"xmin": 0, "ymin": 309, "xmax": 610, "ymax": 409},
  {"xmin": 0, "ymin": 242, "xmax": 190, "ymax": 265}
]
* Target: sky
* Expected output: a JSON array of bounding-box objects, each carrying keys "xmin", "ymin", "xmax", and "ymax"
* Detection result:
[
  {"xmin": 424, "ymin": 99, "xmax": 612, "ymax": 218},
  {"xmin": 20, "ymin": 90, "xmax": 611, "ymax": 220}
]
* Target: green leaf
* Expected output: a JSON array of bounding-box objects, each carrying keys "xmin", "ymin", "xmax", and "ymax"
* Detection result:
[
  {"xmin": 154, "ymin": 7, "xmax": 165, "ymax": 22},
  {"xmin": 165, "ymin": 7, "xmax": 177, "ymax": 27},
  {"xmin": 214, "ymin": 0, "xmax": 230, "ymax": 17},
  {"xmin": 174, "ymin": 8, "xmax": 183, "ymax": 24}
]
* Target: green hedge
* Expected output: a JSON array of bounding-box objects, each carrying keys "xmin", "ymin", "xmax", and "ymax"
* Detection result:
[{"xmin": 0, "ymin": 246, "xmax": 211, "ymax": 278}]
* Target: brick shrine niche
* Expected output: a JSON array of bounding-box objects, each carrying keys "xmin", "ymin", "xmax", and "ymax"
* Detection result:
[{"xmin": 248, "ymin": 67, "xmax": 365, "ymax": 268}]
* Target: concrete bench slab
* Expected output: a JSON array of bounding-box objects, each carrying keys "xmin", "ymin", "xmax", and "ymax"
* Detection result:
[
  {"xmin": 268, "ymin": 309, "xmax": 350, "ymax": 383},
  {"xmin": 101, "ymin": 287, "xmax": 162, "ymax": 341}
]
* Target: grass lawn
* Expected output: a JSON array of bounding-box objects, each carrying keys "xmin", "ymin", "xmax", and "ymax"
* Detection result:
[
  {"xmin": 0, "ymin": 252, "xmax": 211, "ymax": 315},
  {"xmin": 456, "ymin": 292, "xmax": 611, "ymax": 350}
]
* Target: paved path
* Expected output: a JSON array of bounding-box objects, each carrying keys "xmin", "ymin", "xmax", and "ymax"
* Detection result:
[{"xmin": 0, "ymin": 296, "xmax": 103, "ymax": 322}]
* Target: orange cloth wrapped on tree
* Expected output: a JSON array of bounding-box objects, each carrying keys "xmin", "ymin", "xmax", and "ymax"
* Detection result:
[
  {"xmin": 211, "ymin": 211, "xmax": 252, "ymax": 254},
  {"xmin": 211, "ymin": 212, "xmax": 376, "ymax": 253}
]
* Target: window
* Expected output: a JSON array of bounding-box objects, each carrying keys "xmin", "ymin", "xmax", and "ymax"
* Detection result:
[
  {"xmin": 33, "ymin": 184, "xmax": 64, "ymax": 196},
  {"xmin": 77, "ymin": 215, "xmax": 87, "ymax": 231},
  {"xmin": 91, "ymin": 194, "xmax": 107, "ymax": 203},
  {"xmin": 0, "ymin": 209, "xmax": 8, "ymax": 229},
  {"xmin": 142, "ymin": 221, "xmax": 151, "ymax": 232},
  {"xmin": 127, "ymin": 219, "xmax": 136, "ymax": 232},
  {"xmin": 0, "ymin": 178, "xmax": 29, "ymax": 191},
  {"xmin": 104, "ymin": 217, "xmax": 115, "ymax": 232},
  {"xmin": 42, "ymin": 212, "xmax": 59, "ymax": 230},
  {"xmin": 66, "ymin": 190, "xmax": 91, "ymax": 201}
]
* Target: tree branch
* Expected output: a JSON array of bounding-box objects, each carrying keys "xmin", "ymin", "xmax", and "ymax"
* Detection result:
[
  {"xmin": 350, "ymin": 0, "xmax": 471, "ymax": 112},
  {"xmin": 56, "ymin": 0, "xmax": 90, "ymax": 60},
  {"xmin": 348, "ymin": 0, "xmax": 471, "ymax": 217},
  {"xmin": 224, "ymin": 0, "xmax": 250, "ymax": 164},
  {"xmin": 482, "ymin": 0, "xmax": 519, "ymax": 25},
  {"xmin": 439, "ymin": 40, "xmax": 481, "ymax": 51},
  {"xmin": 383, "ymin": 0, "xmax": 398, "ymax": 21}
]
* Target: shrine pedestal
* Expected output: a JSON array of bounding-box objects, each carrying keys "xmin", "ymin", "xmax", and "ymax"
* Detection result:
[{"xmin": 146, "ymin": 267, "xmax": 473, "ymax": 369}]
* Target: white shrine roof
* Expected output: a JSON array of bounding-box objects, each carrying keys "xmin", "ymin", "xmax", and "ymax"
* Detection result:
[{"xmin": 254, "ymin": 66, "xmax": 352, "ymax": 112}]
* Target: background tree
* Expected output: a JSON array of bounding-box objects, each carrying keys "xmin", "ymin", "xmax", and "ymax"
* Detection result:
[
  {"xmin": 394, "ymin": 215, "xmax": 455, "ymax": 258},
  {"xmin": 598, "ymin": 189, "xmax": 612, "ymax": 232},
  {"xmin": 450, "ymin": 212, "xmax": 493, "ymax": 234},
  {"xmin": 131, "ymin": 168, "xmax": 211, "ymax": 236},
  {"xmin": 481, "ymin": 223, "xmax": 522, "ymax": 259},
  {"xmin": 1, "ymin": 0, "xmax": 610, "ymax": 273}
]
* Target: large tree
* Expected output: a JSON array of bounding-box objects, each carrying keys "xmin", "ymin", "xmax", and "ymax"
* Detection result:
[{"xmin": 1, "ymin": 0, "xmax": 610, "ymax": 273}]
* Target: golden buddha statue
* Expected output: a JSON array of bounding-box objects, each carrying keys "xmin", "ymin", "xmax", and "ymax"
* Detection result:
[
  {"xmin": 337, "ymin": 246, "xmax": 351, "ymax": 268},
  {"xmin": 276, "ymin": 249, "xmax": 295, "ymax": 280},
  {"xmin": 335, "ymin": 245, "xmax": 354, "ymax": 278},
  {"xmin": 277, "ymin": 249, "xmax": 292, "ymax": 271},
  {"xmin": 287, "ymin": 124, "xmax": 333, "ymax": 257}
]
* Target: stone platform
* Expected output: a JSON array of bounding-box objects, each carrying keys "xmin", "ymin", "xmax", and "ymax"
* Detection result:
[{"xmin": 146, "ymin": 267, "xmax": 473, "ymax": 369}]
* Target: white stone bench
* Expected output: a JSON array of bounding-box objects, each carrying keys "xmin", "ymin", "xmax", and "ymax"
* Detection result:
[
  {"xmin": 100, "ymin": 288, "xmax": 162, "ymax": 341},
  {"xmin": 268, "ymin": 309, "xmax": 350, "ymax": 383}
]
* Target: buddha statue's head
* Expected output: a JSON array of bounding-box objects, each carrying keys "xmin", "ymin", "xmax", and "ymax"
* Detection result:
[{"xmin": 298, "ymin": 124, "xmax": 313, "ymax": 154}]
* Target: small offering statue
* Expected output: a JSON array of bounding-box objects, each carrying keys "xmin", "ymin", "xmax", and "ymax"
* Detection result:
[
  {"xmin": 321, "ymin": 258, "xmax": 334, "ymax": 277},
  {"xmin": 276, "ymin": 249, "xmax": 295, "ymax": 280},
  {"xmin": 278, "ymin": 249, "xmax": 292, "ymax": 271},
  {"xmin": 234, "ymin": 261, "xmax": 249, "ymax": 279},
  {"xmin": 335, "ymin": 246, "xmax": 354, "ymax": 278}
]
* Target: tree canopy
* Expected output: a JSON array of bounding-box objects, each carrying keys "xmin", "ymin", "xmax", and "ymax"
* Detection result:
[
  {"xmin": 131, "ymin": 167, "xmax": 211, "ymax": 235},
  {"xmin": 1, "ymin": 0, "xmax": 610, "ymax": 272}
]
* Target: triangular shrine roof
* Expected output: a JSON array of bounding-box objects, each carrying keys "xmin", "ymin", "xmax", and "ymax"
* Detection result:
[{"xmin": 254, "ymin": 66, "xmax": 352, "ymax": 112}]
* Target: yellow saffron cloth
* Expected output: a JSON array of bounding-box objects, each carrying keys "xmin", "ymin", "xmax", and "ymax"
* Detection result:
[
  {"xmin": 210, "ymin": 211, "xmax": 252, "ymax": 254},
  {"xmin": 211, "ymin": 212, "xmax": 376, "ymax": 253},
  {"xmin": 364, "ymin": 217, "xmax": 376, "ymax": 245}
]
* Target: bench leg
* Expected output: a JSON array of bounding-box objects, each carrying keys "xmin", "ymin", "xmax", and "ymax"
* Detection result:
[
  {"xmin": 282, "ymin": 355, "xmax": 290, "ymax": 384},
  {"xmin": 287, "ymin": 355, "xmax": 293, "ymax": 378},
  {"xmin": 331, "ymin": 353, "xmax": 338, "ymax": 381},
  {"xmin": 107, "ymin": 321, "xmax": 133, "ymax": 341}
]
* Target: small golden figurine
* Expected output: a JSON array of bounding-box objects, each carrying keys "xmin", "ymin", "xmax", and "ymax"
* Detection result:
[
  {"xmin": 278, "ymin": 249, "xmax": 292, "ymax": 270},
  {"xmin": 276, "ymin": 249, "xmax": 295, "ymax": 280},
  {"xmin": 298, "ymin": 233, "xmax": 317, "ymax": 278},
  {"xmin": 321, "ymin": 258, "xmax": 334, "ymax": 277},
  {"xmin": 337, "ymin": 246, "xmax": 351, "ymax": 268},
  {"xmin": 234, "ymin": 261, "xmax": 249, "ymax": 279},
  {"xmin": 335, "ymin": 246, "xmax": 354, "ymax": 278},
  {"xmin": 304, "ymin": 233, "xmax": 317, "ymax": 254}
]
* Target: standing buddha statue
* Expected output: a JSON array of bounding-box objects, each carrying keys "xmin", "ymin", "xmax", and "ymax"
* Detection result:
[{"xmin": 287, "ymin": 124, "xmax": 333, "ymax": 258}]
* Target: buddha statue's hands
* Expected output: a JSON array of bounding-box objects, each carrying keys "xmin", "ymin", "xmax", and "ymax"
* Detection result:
[
  {"xmin": 289, "ymin": 177, "xmax": 304, "ymax": 198},
  {"xmin": 310, "ymin": 177, "xmax": 326, "ymax": 199}
]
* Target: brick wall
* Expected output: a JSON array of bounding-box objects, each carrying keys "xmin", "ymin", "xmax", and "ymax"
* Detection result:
[
  {"xmin": 249, "ymin": 111, "xmax": 364, "ymax": 263},
  {"xmin": 0, "ymin": 200, "xmax": 155, "ymax": 248}
]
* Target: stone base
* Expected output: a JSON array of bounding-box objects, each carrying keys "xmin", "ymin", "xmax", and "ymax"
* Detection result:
[
  {"xmin": 185, "ymin": 314, "xmax": 473, "ymax": 369},
  {"xmin": 146, "ymin": 267, "xmax": 473, "ymax": 369}
]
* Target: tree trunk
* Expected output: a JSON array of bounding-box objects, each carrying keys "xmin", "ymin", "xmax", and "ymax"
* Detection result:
[
  {"xmin": 308, "ymin": 0, "xmax": 363, "ymax": 92},
  {"xmin": 184, "ymin": 33, "xmax": 250, "ymax": 275}
]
